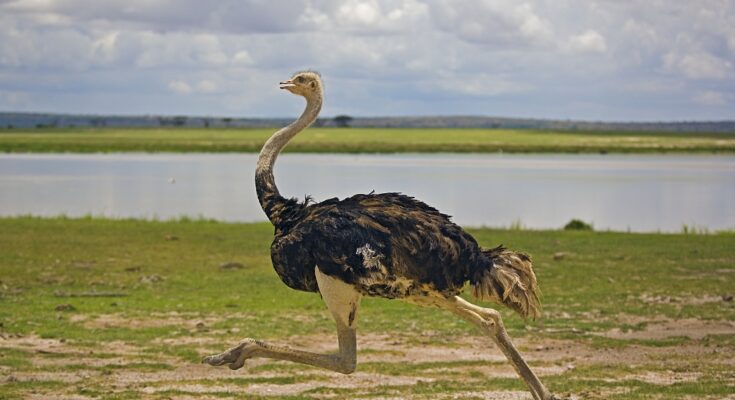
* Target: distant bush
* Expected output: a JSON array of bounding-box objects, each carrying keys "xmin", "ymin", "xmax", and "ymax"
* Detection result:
[
  {"xmin": 564, "ymin": 219, "xmax": 593, "ymax": 231},
  {"xmin": 334, "ymin": 115, "xmax": 353, "ymax": 127}
]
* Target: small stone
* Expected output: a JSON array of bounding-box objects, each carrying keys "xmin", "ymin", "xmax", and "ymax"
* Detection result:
[
  {"xmin": 140, "ymin": 275, "xmax": 164, "ymax": 284},
  {"xmin": 723, "ymin": 294, "xmax": 734, "ymax": 302},
  {"xmin": 164, "ymin": 235, "xmax": 179, "ymax": 241},
  {"xmin": 553, "ymin": 252, "xmax": 566, "ymax": 261},
  {"xmin": 219, "ymin": 262, "xmax": 245, "ymax": 270},
  {"xmin": 55, "ymin": 304, "xmax": 76, "ymax": 312}
]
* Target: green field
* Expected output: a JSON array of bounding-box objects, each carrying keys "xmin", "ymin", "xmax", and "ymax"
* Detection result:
[
  {"xmin": 1, "ymin": 127, "xmax": 735, "ymax": 153},
  {"xmin": 1, "ymin": 217, "xmax": 733, "ymax": 399}
]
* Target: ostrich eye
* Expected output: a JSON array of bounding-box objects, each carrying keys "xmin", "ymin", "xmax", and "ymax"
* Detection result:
[{"xmin": 296, "ymin": 76, "xmax": 305, "ymax": 83}]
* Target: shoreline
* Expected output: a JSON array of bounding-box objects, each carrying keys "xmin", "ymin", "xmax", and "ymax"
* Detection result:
[{"xmin": 1, "ymin": 127, "xmax": 734, "ymax": 154}]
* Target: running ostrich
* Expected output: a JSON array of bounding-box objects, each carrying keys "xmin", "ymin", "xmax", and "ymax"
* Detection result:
[{"xmin": 203, "ymin": 71, "xmax": 558, "ymax": 400}]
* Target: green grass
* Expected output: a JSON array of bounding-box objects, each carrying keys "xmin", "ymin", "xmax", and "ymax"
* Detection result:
[
  {"xmin": 1, "ymin": 127, "xmax": 734, "ymax": 153},
  {"xmin": 0, "ymin": 216, "xmax": 733, "ymax": 399}
]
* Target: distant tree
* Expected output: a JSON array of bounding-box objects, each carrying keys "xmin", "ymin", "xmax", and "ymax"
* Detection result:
[
  {"xmin": 334, "ymin": 115, "xmax": 353, "ymax": 127},
  {"xmin": 172, "ymin": 116, "xmax": 187, "ymax": 127},
  {"xmin": 90, "ymin": 117, "xmax": 106, "ymax": 127},
  {"xmin": 203, "ymin": 118, "xmax": 211, "ymax": 128},
  {"xmin": 35, "ymin": 121, "xmax": 58, "ymax": 129},
  {"xmin": 223, "ymin": 117, "xmax": 233, "ymax": 127}
]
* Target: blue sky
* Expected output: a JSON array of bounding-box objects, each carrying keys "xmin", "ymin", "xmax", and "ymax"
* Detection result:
[{"xmin": 0, "ymin": 0, "xmax": 733, "ymax": 121}]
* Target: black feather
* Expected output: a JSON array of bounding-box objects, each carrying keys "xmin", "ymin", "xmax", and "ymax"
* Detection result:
[{"xmin": 268, "ymin": 192, "xmax": 493, "ymax": 300}]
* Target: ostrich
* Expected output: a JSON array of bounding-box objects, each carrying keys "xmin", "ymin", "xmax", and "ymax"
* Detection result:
[{"xmin": 203, "ymin": 71, "xmax": 558, "ymax": 400}]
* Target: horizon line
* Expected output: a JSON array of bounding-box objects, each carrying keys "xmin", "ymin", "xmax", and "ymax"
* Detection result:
[{"xmin": 1, "ymin": 110, "xmax": 734, "ymax": 125}]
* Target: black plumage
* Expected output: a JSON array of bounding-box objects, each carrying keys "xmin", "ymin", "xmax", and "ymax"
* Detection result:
[
  {"xmin": 269, "ymin": 192, "xmax": 484, "ymax": 297},
  {"xmin": 260, "ymin": 187, "xmax": 539, "ymax": 318}
]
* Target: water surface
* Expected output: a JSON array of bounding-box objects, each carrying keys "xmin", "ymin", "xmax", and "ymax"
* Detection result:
[{"xmin": 1, "ymin": 153, "xmax": 733, "ymax": 232}]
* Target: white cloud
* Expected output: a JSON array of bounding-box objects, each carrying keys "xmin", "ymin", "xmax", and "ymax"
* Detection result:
[
  {"xmin": 196, "ymin": 80, "xmax": 218, "ymax": 93},
  {"xmin": 320, "ymin": 0, "xmax": 430, "ymax": 32},
  {"xmin": 663, "ymin": 49, "xmax": 732, "ymax": 80},
  {"xmin": 168, "ymin": 80, "xmax": 192, "ymax": 94},
  {"xmin": 621, "ymin": 19, "xmax": 657, "ymax": 48},
  {"xmin": 133, "ymin": 32, "xmax": 229, "ymax": 68},
  {"xmin": 0, "ymin": 0, "xmax": 734, "ymax": 120},
  {"xmin": 693, "ymin": 90, "xmax": 729, "ymax": 106},
  {"xmin": 338, "ymin": 0, "xmax": 380, "ymax": 25},
  {"xmin": 167, "ymin": 79, "xmax": 221, "ymax": 95},
  {"xmin": 429, "ymin": 0, "xmax": 554, "ymax": 47},
  {"xmin": 91, "ymin": 31, "xmax": 119, "ymax": 64},
  {"xmin": 566, "ymin": 30, "xmax": 607, "ymax": 53},
  {"xmin": 232, "ymin": 50, "xmax": 253, "ymax": 65}
]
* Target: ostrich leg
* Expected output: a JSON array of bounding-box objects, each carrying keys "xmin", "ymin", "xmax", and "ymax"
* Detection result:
[
  {"xmin": 450, "ymin": 296, "xmax": 557, "ymax": 400},
  {"xmin": 203, "ymin": 267, "xmax": 361, "ymax": 374},
  {"xmin": 409, "ymin": 295, "xmax": 557, "ymax": 400}
]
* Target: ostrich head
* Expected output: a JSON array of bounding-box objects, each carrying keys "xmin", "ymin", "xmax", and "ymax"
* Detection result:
[{"xmin": 280, "ymin": 71, "xmax": 323, "ymax": 99}]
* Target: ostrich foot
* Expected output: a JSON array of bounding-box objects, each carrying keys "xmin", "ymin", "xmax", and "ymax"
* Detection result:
[
  {"xmin": 203, "ymin": 338, "xmax": 259, "ymax": 370},
  {"xmin": 203, "ymin": 268, "xmax": 361, "ymax": 375},
  {"xmin": 201, "ymin": 330, "xmax": 358, "ymax": 374}
]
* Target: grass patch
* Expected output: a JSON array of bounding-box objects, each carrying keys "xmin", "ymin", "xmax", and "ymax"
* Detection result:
[
  {"xmin": 358, "ymin": 359, "xmax": 503, "ymax": 376},
  {"xmin": 0, "ymin": 216, "xmax": 733, "ymax": 399},
  {"xmin": 0, "ymin": 379, "xmax": 69, "ymax": 399},
  {"xmin": 0, "ymin": 348, "xmax": 33, "ymax": 369},
  {"xmin": 1, "ymin": 127, "xmax": 734, "ymax": 153}
]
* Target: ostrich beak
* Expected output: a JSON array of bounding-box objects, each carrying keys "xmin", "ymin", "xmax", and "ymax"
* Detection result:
[{"xmin": 279, "ymin": 80, "xmax": 295, "ymax": 90}]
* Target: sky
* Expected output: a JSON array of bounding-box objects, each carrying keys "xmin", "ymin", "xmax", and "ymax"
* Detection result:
[{"xmin": 0, "ymin": 0, "xmax": 734, "ymax": 121}]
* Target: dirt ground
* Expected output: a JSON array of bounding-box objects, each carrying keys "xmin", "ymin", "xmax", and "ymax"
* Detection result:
[{"xmin": 2, "ymin": 315, "xmax": 734, "ymax": 399}]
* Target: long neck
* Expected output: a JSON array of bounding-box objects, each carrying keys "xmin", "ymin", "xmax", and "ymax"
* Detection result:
[{"xmin": 255, "ymin": 95, "xmax": 322, "ymax": 225}]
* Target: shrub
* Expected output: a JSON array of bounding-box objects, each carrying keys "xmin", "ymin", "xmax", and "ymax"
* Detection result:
[{"xmin": 564, "ymin": 219, "xmax": 593, "ymax": 231}]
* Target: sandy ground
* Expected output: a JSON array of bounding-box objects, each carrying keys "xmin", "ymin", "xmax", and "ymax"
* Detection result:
[{"xmin": 2, "ymin": 315, "xmax": 734, "ymax": 399}]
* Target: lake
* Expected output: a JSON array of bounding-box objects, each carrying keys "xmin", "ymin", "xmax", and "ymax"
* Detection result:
[{"xmin": 1, "ymin": 153, "xmax": 734, "ymax": 232}]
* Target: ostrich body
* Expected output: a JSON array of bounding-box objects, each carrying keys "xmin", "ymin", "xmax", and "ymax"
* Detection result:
[{"xmin": 204, "ymin": 71, "xmax": 557, "ymax": 400}]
